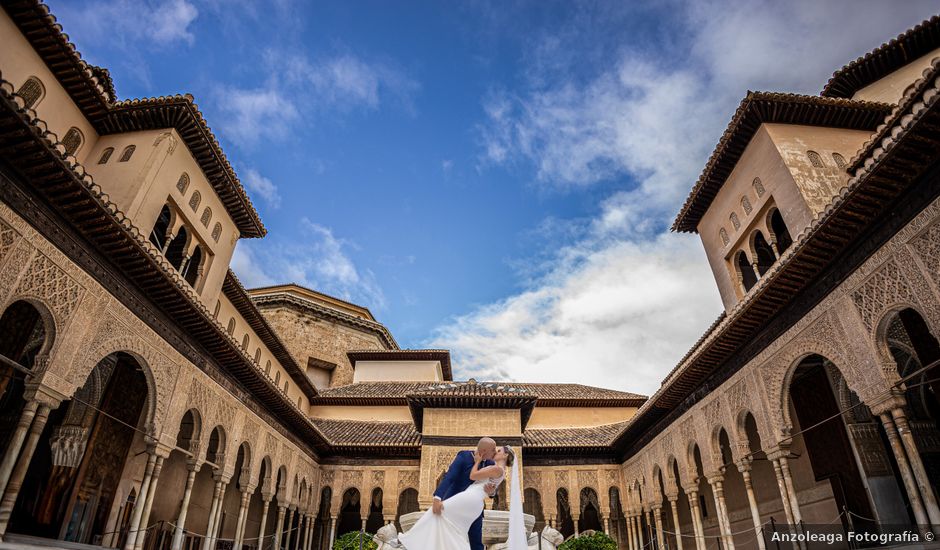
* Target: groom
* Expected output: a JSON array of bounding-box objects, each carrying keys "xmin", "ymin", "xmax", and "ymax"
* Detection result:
[{"xmin": 432, "ymin": 437, "xmax": 497, "ymax": 550}]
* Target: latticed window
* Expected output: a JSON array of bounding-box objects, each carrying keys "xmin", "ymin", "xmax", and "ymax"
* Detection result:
[
  {"xmin": 832, "ymin": 152, "xmax": 847, "ymax": 168},
  {"xmin": 752, "ymin": 177, "xmax": 765, "ymax": 197},
  {"xmin": 200, "ymin": 207, "xmax": 212, "ymax": 227},
  {"xmin": 119, "ymin": 145, "xmax": 136, "ymax": 162},
  {"xmin": 211, "ymin": 222, "xmax": 222, "ymax": 243},
  {"xmin": 16, "ymin": 77, "xmax": 44, "ymax": 109},
  {"xmin": 98, "ymin": 147, "xmax": 114, "ymax": 164},
  {"xmin": 730, "ymin": 212, "xmax": 741, "ymax": 230},
  {"xmin": 719, "ymin": 228, "xmax": 729, "ymax": 246},
  {"xmin": 806, "ymin": 150, "xmax": 823, "ymax": 168},
  {"xmin": 62, "ymin": 127, "xmax": 83, "ymax": 155},
  {"xmin": 189, "ymin": 191, "xmax": 201, "ymax": 211},
  {"xmin": 176, "ymin": 173, "xmax": 190, "ymax": 194},
  {"xmin": 741, "ymin": 196, "xmax": 752, "ymax": 215}
]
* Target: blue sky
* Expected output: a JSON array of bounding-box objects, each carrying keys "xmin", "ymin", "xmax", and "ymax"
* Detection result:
[{"xmin": 49, "ymin": 0, "xmax": 938, "ymax": 393}]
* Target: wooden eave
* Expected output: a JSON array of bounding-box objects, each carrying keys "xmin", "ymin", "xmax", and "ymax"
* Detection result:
[
  {"xmin": 672, "ymin": 92, "xmax": 892, "ymax": 233},
  {"xmin": 0, "ymin": 80, "xmax": 329, "ymax": 455},
  {"xmin": 222, "ymin": 270, "xmax": 318, "ymax": 400},
  {"xmin": 822, "ymin": 15, "xmax": 940, "ymax": 98}
]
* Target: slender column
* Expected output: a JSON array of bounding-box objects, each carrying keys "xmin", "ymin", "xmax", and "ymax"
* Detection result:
[
  {"xmin": 777, "ymin": 457, "xmax": 802, "ymax": 528},
  {"xmin": 201, "ymin": 479, "xmax": 224, "ymax": 550},
  {"xmin": 134, "ymin": 454, "xmax": 166, "ymax": 550},
  {"xmin": 603, "ymin": 514, "xmax": 610, "ymax": 534},
  {"xmin": 652, "ymin": 506, "xmax": 665, "ymax": 550},
  {"xmin": 122, "ymin": 449, "xmax": 158, "ymax": 550},
  {"xmin": 272, "ymin": 506, "xmax": 287, "ymax": 550},
  {"xmin": 635, "ymin": 515, "xmax": 643, "ymax": 548},
  {"xmin": 209, "ymin": 481, "xmax": 228, "ymax": 548},
  {"xmin": 708, "ymin": 474, "xmax": 735, "ymax": 550},
  {"xmin": 891, "ymin": 407, "xmax": 940, "ymax": 524},
  {"xmin": 233, "ymin": 488, "xmax": 252, "ymax": 549},
  {"xmin": 171, "ymin": 465, "xmax": 199, "ymax": 550},
  {"xmin": 573, "ymin": 513, "xmax": 580, "ymax": 537},
  {"xmin": 283, "ymin": 507, "xmax": 295, "ymax": 550},
  {"xmin": 737, "ymin": 462, "xmax": 766, "ymax": 550},
  {"xmin": 306, "ymin": 515, "xmax": 315, "ymax": 550},
  {"xmin": 0, "ymin": 401, "xmax": 39, "ymax": 502},
  {"xmin": 328, "ymin": 516, "xmax": 337, "ymax": 548},
  {"xmin": 627, "ymin": 514, "xmax": 635, "ymax": 550},
  {"xmin": 0, "ymin": 402, "xmax": 51, "ymax": 539},
  {"xmin": 667, "ymin": 497, "xmax": 683, "ymax": 550},
  {"xmin": 257, "ymin": 494, "xmax": 273, "ymax": 550},
  {"xmin": 880, "ymin": 412, "xmax": 929, "ymax": 526},
  {"xmin": 769, "ymin": 458, "xmax": 795, "ymax": 526},
  {"xmin": 645, "ymin": 508, "xmax": 654, "ymax": 548},
  {"xmin": 686, "ymin": 489, "xmax": 706, "ymax": 550}
]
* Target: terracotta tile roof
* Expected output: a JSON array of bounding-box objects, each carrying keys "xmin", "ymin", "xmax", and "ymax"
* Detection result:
[
  {"xmin": 313, "ymin": 381, "xmax": 646, "ymax": 406},
  {"xmin": 311, "ymin": 418, "xmax": 420, "ymax": 447},
  {"xmin": 1, "ymin": 0, "xmax": 266, "ymax": 237},
  {"xmin": 822, "ymin": 15, "xmax": 940, "ymax": 99},
  {"xmin": 347, "ymin": 349, "xmax": 452, "ymax": 381},
  {"xmin": 406, "ymin": 380, "xmax": 538, "ymax": 431},
  {"xmin": 523, "ymin": 421, "xmax": 630, "ymax": 447},
  {"xmin": 671, "ymin": 92, "xmax": 891, "ymax": 233}
]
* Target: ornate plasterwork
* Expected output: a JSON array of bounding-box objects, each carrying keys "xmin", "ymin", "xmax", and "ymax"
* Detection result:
[
  {"xmin": 852, "ymin": 259, "xmax": 916, "ymax": 332},
  {"xmin": 398, "ymin": 470, "xmax": 418, "ymax": 491},
  {"xmin": 577, "ymin": 470, "xmax": 598, "ymax": 491}
]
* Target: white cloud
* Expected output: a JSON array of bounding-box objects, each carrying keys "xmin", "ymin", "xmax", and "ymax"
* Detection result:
[
  {"xmin": 239, "ymin": 166, "xmax": 281, "ymax": 208},
  {"xmin": 440, "ymin": 0, "xmax": 937, "ymax": 394},
  {"xmin": 218, "ymin": 52, "xmax": 418, "ymax": 147},
  {"xmin": 52, "ymin": 0, "xmax": 199, "ymax": 47},
  {"xmin": 232, "ymin": 219, "xmax": 386, "ymax": 310},
  {"xmin": 216, "ymin": 87, "xmax": 299, "ymax": 148}
]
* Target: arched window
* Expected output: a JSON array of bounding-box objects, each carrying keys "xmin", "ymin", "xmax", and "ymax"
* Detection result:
[
  {"xmin": 176, "ymin": 173, "xmax": 190, "ymax": 194},
  {"xmin": 832, "ymin": 152, "xmax": 847, "ymax": 169},
  {"xmin": 254, "ymin": 348, "xmax": 261, "ymax": 363},
  {"xmin": 119, "ymin": 145, "xmax": 136, "ymax": 162},
  {"xmin": 719, "ymin": 228, "xmax": 730, "ymax": 246},
  {"xmin": 214, "ymin": 300, "xmax": 221, "ymax": 318},
  {"xmin": 183, "ymin": 245, "xmax": 202, "ymax": 287},
  {"xmin": 284, "ymin": 381, "xmax": 289, "ymax": 393},
  {"xmin": 211, "ymin": 222, "xmax": 222, "ymax": 243},
  {"xmin": 753, "ymin": 231, "xmax": 776, "ymax": 276},
  {"xmin": 741, "ymin": 196, "xmax": 752, "ymax": 215},
  {"xmin": 62, "ymin": 127, "xmax": 83, "ymax": 156},
  {"xmin": 298, "ymin": 396, "xmax": 302, "ymax": 408},
  {"xmin": 164, "ymin": 226, "xmax": 188, "ymax": 270},
  {"xmin": 149, "ymin": 205, "xmax": 172, "ymax": 250},
  {"xmin": 242, "ymin": 334, "xmax": 250, "ymax": 350},
  {"xmin": 189, "ymin": 191, "xmax": 201, "ymax": 211},
  {"xmin": 737, "ymin": 250, "xmax": 757, "ymax": 293},
  {"xmin": 770, "ymin": 209, "xmax": 793, "ymax": 255},
  {"xmin": 98, "ymin": 147, "xmax": 114, "ymax": 164},
  {"xmin": 275, "ymin": 371, "xmax": 281, "ymax": 385},
  {"xmin": 729, "ymin": 212, "xmax": 741, "ymax": 230},
  {"xmin": 265, "ymin": 360, "xmax": 271, "ymax": 375},
  {"xmin": 752, "ymin": 177, "xmax": 765, "ymax": 197},
  {"xmin": 806, "ymin": 150, "xmax": 823, "ymax": 168},
  {"xmin": 200, "ymin": 207, "xmax": 212, "ymax": 227},
  {"xmin": 17, "ymin": 77, "xmax": 44, "ymax": 109},
  {"xmin": 227, "ymin": 318, "xmax": 235, "ymax": 334}
]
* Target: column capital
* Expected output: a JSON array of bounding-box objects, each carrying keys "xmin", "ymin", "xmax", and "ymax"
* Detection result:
[
  {"xmin": 22, "ymin": 382, "xmax": 65, "ymax": 408},
  {"xmin": 867, "ymin": 389, "xmax": 907, "ymax": 417},
  {"xmin": 735, "ymin": 458, "xmax": 753, "ymax": 473}
]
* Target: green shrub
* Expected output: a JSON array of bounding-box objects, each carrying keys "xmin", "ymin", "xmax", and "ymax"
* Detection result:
[
  {"xmin": 558, "ymin": 531, "xmax": 617, "ymax": 550},
  {"xmin": 332, "ymin": 531, "xmax": 378, "ymax": 550}
]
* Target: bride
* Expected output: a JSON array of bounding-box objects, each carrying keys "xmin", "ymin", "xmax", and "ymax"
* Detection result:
[{"xmin": 398, "ymin": 445, "xmax": 527, "ymax": 550}]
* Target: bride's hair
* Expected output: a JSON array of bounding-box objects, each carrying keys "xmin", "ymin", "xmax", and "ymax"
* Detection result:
[{"xmin": 502, "ymin": 445, "xmax": 515, "ymax": 467}]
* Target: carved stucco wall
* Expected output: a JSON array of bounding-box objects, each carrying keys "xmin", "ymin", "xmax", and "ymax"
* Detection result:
[
  {"xmin": 620, "ymin": 191, "xmax": 940, "ymax": 502},
  {"xmin": 0, "ymin": 201, "xmax": 320, "ymax": 507}
]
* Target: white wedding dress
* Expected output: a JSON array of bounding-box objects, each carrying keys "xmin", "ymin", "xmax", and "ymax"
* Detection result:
[{"xmin": 398, "ymin": 470, "xmax": 506, "ymax": 550}]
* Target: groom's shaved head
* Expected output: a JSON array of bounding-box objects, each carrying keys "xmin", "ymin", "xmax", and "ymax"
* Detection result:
[{"xmin": 477, "ymin": 437, "xmax": 496, "ymax": 457}]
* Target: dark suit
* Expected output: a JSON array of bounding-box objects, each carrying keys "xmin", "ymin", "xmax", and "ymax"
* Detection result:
[{"xmin": 434, "ymin": 450, "xmax": 494, "ymax": 550}]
